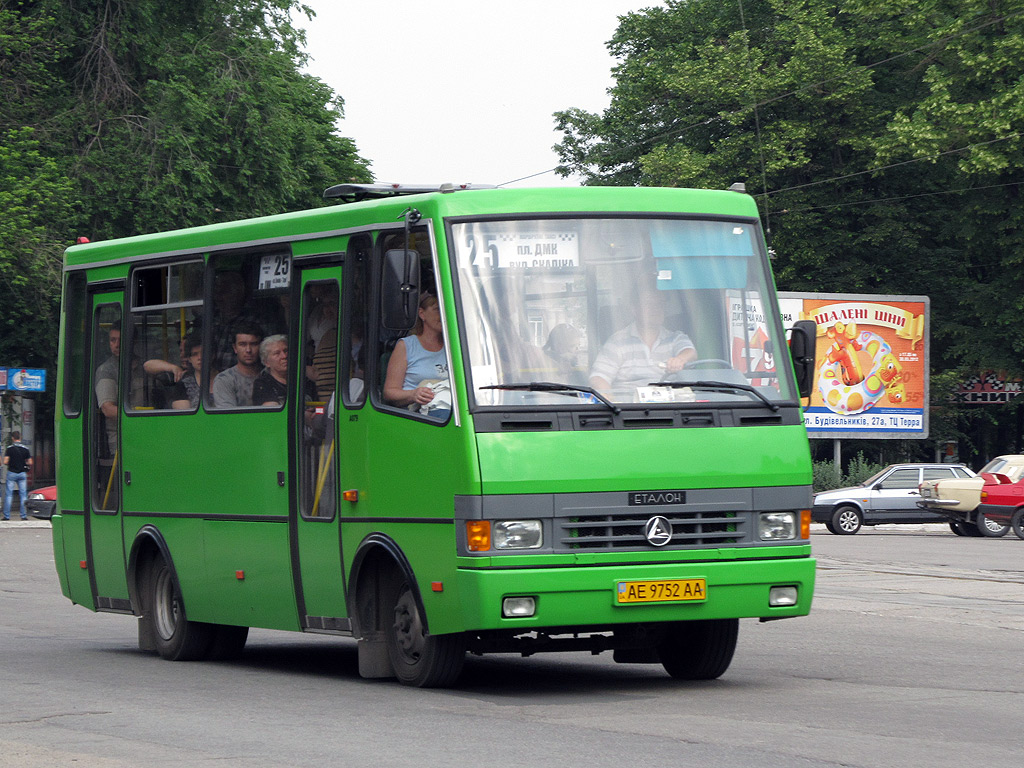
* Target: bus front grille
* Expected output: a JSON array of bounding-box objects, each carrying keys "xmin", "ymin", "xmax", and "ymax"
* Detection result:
[{"xmin": 557, "ymin": 511, "xmax": 750, "ymax": 550}]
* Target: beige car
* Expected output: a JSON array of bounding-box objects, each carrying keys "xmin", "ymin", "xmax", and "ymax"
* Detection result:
[{"xmin": 918, "ymin": 454, "xmax": 1024, "ymax": 536}]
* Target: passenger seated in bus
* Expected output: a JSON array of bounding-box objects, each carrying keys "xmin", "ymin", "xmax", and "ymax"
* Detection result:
[
  {"xmin": 542, "ymin": 323, "xmax": 585, "ymax": 383},
  {"xmin": 382, "ymin": 293, "xmax": 451, "ymax": 420},
  {"xmin": 589, "ymin": 283, "xmax": 696, "ymax": 398},
  {"xmin": 143, "ymin": 333, "xmax": 213, "ymax": 410},
  {"xmin": 252, "ymin": 334, "xmax": 289, "ymax": 406},
  {"xmin": 211, "ymin": 325, "xmax": 263, "ymax": 408}
]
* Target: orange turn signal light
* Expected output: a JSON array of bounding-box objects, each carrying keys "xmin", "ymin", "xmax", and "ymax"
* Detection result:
[
  {"xmin": 800, "ymin": 509, "xmax": 811, "ymax": 540},
  {"xmin": 343, "ymin": 489, "xmax": 359, "ymax": 502},
  {"xmin": 466, "ymin": 520, "xmax": 491, "ymax": 551}
]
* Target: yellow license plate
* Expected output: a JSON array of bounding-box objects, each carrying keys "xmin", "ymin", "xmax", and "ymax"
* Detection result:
[{"xmin": 616, "ymin": 578, "xmax": 706, "ymax": 604}]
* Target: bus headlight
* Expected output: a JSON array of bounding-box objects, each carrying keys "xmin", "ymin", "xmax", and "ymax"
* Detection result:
[
  {"xmin": 758, "ymin": 512, "xmax": 796, "ymax": 540},
  {"xmin": 502, "ymin": 596, "xmax": 537, "ymax": 617},
  {"xmin": 769, "ymin": 586, "xmax": 798, "ymax": 606},
  {"xmin": 493, "ymin": 520, "xmax": 543, "ymax": 549}
]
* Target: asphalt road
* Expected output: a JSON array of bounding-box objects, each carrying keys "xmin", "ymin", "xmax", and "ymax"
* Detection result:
[{"xmin": 1, "ymin": 521, "xmax": 1021, "ymax": 768}]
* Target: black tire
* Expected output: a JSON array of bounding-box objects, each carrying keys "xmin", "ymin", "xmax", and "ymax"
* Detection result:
[
  {"xmin": 831, "ymin": 505, "xmax": 862, "ymax": 535},
  {"xmin": 959, "ymin": 518, "xmax": 984, "ymax": 537},
  {"xmin": 1011, "ymin": 508, "xmax": 1024, "ymax": 540},
  {"xmin": 824, "ymin": 520, "xmax": 839, "ymax": 535},
  {"xmin": 385, "ymin": 577, "xmax": 466, "ymax": 687},
  {"xmin": 148, "ymin": 557, "xmax": 215, "ymax": 661},
  {"xmin": 949, "ymin": 521, "xmax": 968, "ymax": 536},
  {"xmin": 657, "ymin": 618, "xmax": 739, "ymax": 680},
  {"xmin": 976, "ymin": 512, "xmax": 1009, "ymax": 538}
]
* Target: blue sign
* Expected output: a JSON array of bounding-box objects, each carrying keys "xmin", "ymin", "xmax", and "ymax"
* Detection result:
[{"xmin": 4, "ymin": 368, "xmax": 47, "ymax": 392}]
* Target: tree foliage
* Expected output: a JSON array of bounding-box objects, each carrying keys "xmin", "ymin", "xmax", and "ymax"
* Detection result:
[
  {"xmin": 1, "ymin": 0, "xmax": 370, "ymax": 370},
  {"xmin": 555, "ymin": 0, "xmax": 1024, "ymax": 382}
]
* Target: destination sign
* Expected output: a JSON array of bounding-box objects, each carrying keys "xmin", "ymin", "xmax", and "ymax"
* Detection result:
[{"xmin": 460, "ymin": 231, "xmax": 579, "ymax": 269}]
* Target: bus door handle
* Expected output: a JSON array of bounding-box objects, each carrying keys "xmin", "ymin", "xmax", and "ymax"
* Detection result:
[
  {"xmin": 277, "ymin": 471, "xmax": 285, "ymax": 487},
  {"xmin": 124, "ymin": 471, "xmax": 131, "ymax": 486}
]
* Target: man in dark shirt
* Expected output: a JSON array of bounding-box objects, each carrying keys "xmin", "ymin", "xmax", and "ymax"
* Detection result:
[{"xmin": 3, "ymin": 431, "xmax": 33, "ymax": 521}]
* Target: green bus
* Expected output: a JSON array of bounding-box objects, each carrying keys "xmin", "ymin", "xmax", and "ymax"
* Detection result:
[{"xmin": 52, "ymin": 184, "xmax": 817, "ymax": 687}]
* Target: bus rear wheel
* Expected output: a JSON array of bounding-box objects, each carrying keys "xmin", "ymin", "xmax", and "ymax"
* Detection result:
[
  {"xmin": 657, "ymin": 618, "xmax": 738, "ymax": 680},
  {"xmin": 385, "ymin": 578, "xmax": 465, "ymax": 687},
  {"xmin": 148, "ymin": 558, "xmax": 214, "ymax": 661}
]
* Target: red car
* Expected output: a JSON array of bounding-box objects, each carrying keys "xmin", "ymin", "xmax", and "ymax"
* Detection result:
[
  {"xmin": 25, "ymin": 485, "xmax": 56, "ymax": 520},
  {"xmin": 977, "ymin": 474, "xmax": 1024, "ymax": 539}
]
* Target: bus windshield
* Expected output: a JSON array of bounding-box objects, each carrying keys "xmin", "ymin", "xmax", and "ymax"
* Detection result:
[{"xmin": 451, "ymin": 216, "xmax": 795, "ymax": 409}]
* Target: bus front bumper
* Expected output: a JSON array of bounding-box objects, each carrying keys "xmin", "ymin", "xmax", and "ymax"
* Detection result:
[{"xmin": 454, "ymin": 556, "xmax": 816, "ymax": 632}]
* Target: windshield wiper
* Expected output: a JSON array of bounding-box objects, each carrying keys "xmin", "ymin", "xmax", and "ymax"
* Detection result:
[
  {"xmin": 649, "ymin": 380, "xmax": 780, "ymax": 412},
  {"xmin": 480, "ymin": 382, "xmax": 621, "ymax": 415}
]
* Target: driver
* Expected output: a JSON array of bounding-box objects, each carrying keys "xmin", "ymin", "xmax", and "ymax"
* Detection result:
[{"xmin": 589, "ymin": 282, "xmax": 696, "ymax": 398}]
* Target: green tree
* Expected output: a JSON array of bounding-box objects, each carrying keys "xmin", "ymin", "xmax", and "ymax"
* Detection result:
[
  {"xmin": 0, "ymin": 3, "xmax": 75, "ymax": 367},
  {"xmin": 0, "ymin": 0, "xmax": 370, "ymax": 367},
  {"xmin": 555, "ymin": 0, "xmax": 1024, "ymax": 382}
]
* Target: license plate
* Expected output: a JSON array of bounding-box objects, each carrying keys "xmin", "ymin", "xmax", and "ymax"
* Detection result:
[{"xmin": 616, "ymin": 578, "xmax": 706, "ymax": 604}]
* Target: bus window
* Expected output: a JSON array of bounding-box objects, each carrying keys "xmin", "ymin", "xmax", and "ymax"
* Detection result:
[
  {"xmin": 343, "ymin": 235, "xmax": 370, "ymax": 406},
  {"xmin": 91, "ymin": 305, "xmax": 137, "ymax": 510},
  {"xmin": 129, "ymin": 260, "xmax": 204, "ymax": 411},
  {"xmin": 453, "ymin": 217, "xmax": 793, "ymax": 409},
  {"xmin": 299, "ymin": 279, "xmax": 340, "ymax": 519},
  {"xmin": 62, "ymin": 272, "xmax": 87, "ymax": 417},
  {"xmin": 207, "ymin": 250, "xmax": 290, "ymax": 409},
  {"xmin": 376, "ymin": 230, "xmax": 451, "ymax": 421}
]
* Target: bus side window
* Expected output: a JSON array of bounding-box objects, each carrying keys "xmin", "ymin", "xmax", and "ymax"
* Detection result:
[
  {"xmin": 92, "ymin": 306, "xmax": 125, "ymax": 510},
  {"xmin": 207, "ymin": 250, "xmax": 290, "ymax": 410},
  {"xmin": 128, "ymin": 261, "xmax": 204, "ymax": 412},
  {"xmin": 375, "ymin": 231, "xmax": 450, "ymax": 422},
  {"xmin": 299, "ymin": 279, "xmax": 339, "ymax": 519},
  {"xmin": 62, "ymin": 272, "xmax": 88, "ymax": 417},
  {"xmin": 343, "ymin": 234, "xmax": 371, "ymax": 407}
]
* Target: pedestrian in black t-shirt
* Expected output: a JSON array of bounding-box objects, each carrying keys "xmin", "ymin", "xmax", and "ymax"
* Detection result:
[{"xmin": 3, "ymin": 431, "xmax": 33, "ymax": 521}]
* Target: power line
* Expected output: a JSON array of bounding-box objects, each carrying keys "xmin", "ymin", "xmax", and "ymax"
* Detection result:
[
  {"xmin": 770, "ymin": 180, "xmax": 1024, "ymax": 216},
  {"xmin": 759, "ymin": 132, "xmax": 1023, "ymax": 200}
]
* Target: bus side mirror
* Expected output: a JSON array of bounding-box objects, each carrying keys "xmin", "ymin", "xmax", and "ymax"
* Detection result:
[
  {"xmin": 381, "ymin": 248, "xmax": 420, "ymax": 330},
  {"xmin": 788, "ymin": 320, "xmax": 817, "ymax": 398}
]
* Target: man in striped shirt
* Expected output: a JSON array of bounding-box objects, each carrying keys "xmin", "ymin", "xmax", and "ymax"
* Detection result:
[{"xmin": 589, "ymin": 283, "xmax": 696, "ymax": 400}]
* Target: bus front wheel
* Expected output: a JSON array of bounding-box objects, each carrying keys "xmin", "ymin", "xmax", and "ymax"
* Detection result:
[
  {"xmin": 148, "ymin": 557, "xmax": 214, "ymax": 661},
  {"xmin": 385, "ymin": 578, "xmax": 466, "ymax": 687},
  {"xmin": 657, "ymin": 618, "xmax": 738, "ymax": 680}
]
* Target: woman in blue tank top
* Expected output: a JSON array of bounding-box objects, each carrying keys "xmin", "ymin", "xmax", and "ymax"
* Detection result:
[{"xmin": 383, "ymin": 293, "xmax": 451, "ymax": 420}]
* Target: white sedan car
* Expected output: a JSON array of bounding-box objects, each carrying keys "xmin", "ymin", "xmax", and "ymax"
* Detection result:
[{"xmin": 918, "ymin": 454, "xmax": 1024, "ymax": 536}]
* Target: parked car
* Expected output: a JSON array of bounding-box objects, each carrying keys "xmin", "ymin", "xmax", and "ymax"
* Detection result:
[
  {"xmin": 813, "ymin": 463, "xmax": 976, "ymax": 535},
  {"xmin": 976, "ymin": 474, "xmax": 1024, "ymax": 540},
  {"xmin": 25, "ymin": 485, "xmax": 56, "ymax": 520},
  {"xmin": 918, "ymin": 454, "xmax": 1024, "ymax": 536}
]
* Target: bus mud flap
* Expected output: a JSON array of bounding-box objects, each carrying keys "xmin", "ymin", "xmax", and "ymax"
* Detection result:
[{"xmin": 357, "ymin": 633, "xmax": 394, "ymax": 678}]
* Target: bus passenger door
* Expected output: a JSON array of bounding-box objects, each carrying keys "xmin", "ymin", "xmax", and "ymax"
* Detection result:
[
  {"xmin": 85, "ymin": 294, "xmax": 131, "ymax": 611},
  {"xmin": 291, "ymin": 268, "xmax": 347, "ymax": 630}
]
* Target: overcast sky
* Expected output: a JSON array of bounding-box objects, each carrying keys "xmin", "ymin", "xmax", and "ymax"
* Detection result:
[{"xmin": 296, "ymin": 1, "xmax": 658, "ymax": 188}]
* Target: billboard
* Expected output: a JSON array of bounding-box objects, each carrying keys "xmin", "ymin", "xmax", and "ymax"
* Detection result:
[
  {"xmin": 953, "ymin": 372, "xmax": 1023, "ymax": 404},
  {"xmin": 779, "ymin": 293, "xmax": 929, "ymax": 439},
  {"xmin": 2, "ymin": 368, "xmax": 47, "ymax": 392}
]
